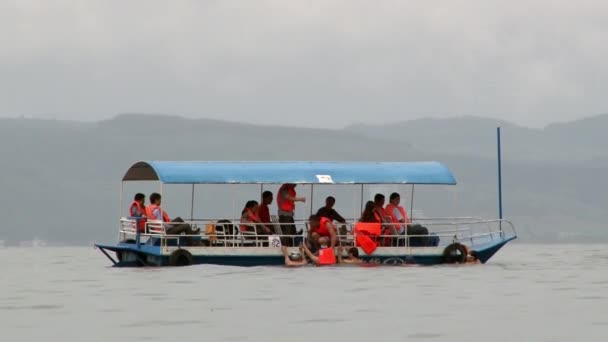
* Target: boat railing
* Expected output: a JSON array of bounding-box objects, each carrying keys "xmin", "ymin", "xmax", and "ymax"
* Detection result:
[{"xmin": 118, "ymin": 216, "xmax": 516, "ymax": 248}]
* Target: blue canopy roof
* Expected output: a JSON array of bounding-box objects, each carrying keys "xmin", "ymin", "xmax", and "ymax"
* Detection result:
[{"xmin": 122, "ymin": 161, "xmax": 457, "ymax": 185}]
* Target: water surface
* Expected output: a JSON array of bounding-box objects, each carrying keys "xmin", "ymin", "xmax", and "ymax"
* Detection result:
[{"xmin": 1, "ymin": 244, "xmax": 606, "ymax": 341}]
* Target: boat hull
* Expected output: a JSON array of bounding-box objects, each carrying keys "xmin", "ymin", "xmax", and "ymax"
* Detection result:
[{"xmin": 95, "ymin": 236, "xmax": 515, "ymax": 267}]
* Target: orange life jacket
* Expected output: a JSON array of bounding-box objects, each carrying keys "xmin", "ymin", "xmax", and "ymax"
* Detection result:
[
  {"xmin": 240, "ymin": 208, "xmax": 260, "ymax": 232},
  {"xmin": 312, "ymin": 217, "xmax": 334, "ymax": 237},
  {"xmin": 354, "ymin": 222, "xmax": 380, "ymax": 254},
  {"xmin": 318, "ymin": 247, "xmax": 336, "ymax": 265},
  {"xmin": 129, "ymin": 201, "xmax": 147, "ymax": 232},
  {"xmin": 277, "ymin": 184, "xmax": 296, "ymax": 212},
  {"xmin": 145, "ymin": 204, "xmax": 170, "ymax": 222},
  {"xmin": 385, "ymin": 203, "xmax": 409, "ymax": 227}
]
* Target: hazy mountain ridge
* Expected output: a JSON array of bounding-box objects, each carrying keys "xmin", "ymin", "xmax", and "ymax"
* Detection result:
[{"xmin": 1, "ymin": 113, "xmax": 606, "ymax": 244}]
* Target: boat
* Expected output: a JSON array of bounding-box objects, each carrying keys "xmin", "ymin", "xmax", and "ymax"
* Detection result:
[{"xmin": 95, "ymin": 130, "xmax": 517, "ymax": 267}]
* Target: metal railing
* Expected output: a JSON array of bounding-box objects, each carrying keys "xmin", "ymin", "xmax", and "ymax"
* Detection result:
[{"xmin": 117, "ymin": 216, "xmax": 516, "ymax": 249}]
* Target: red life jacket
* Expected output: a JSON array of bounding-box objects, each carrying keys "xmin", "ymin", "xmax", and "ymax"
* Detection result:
[
  {"xmin": 240, "ymin": 208, "xmax": 260, "ymax": 232},
  {"xmin": 318, "ymin": 247, "xmax": 336, "ymax": 265},
  {"xmin": 277, "ymin": 184, "xmax": 296, "ymax": 212},
  {"xmin": 385, "ymin": 203, "xmax": 409, "ymax": 226},
  {"xmin": 354, "ymin": 222, "xmax": 380, "ymax": 254},
  {"xmin": 312, "ymin": 217, "xmax": 334, "ymax": 237},
  {"xmin": 129, "ymin": 201, "xmax": 147, "ymax": 232},
  {"xmin": 145, "ymin": 204, "xmax": 170, "ymax": 222}
]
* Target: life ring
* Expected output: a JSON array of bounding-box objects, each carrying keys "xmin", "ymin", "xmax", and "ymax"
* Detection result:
[
  {"xmin": 442, "ymin": 243, "xmax": 467, "ymax": 264},
  {"xmin": 169, "ymin": 249, "xmax": 193, "ymax": 267}
]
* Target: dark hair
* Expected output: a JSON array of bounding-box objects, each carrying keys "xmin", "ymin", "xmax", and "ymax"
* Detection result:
[
  {"xmin": 374, "ymin": 193, "xmax": 384, "ymax": 202},
  {"xmin": 242, "ymin": 200, "xmax": 258, "ymax": 214},
  {"xmin": 309, "ymin": 214, "xmax": 319, "ymax": 222},
  {"xmin": 134, "ymin": 193, "xmax": 145, "ymax": 201},
  {"xmin": 348, "ymin": 247, "xmax": 359, "ymax": 258},
  {"xmin": 150, "ymin": 193, "xmax": 161, "ymax": 204},
  {"xmin": 262, "ymin": 191, "xmax": 273, "ymax": 199},
  {"xmin": 390, "ymin": 192, "xmax": 400, "ymax": 201},
  {"xmin": 360, "ymin": 201, "xmax": 377, "ymax": 222},
  {"xmin": 326, "ymin": 196, "xmax": 335, "ymax": 203}
]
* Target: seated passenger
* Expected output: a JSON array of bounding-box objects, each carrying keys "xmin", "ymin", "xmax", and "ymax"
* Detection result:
[
  {"xmin": 359, "ymin": 201, "xmax": 380, "ymax": 223},
  {"xmin": 337, "ymin": 245, "xmax": 362, "ymax": 264},
  {"xmin": 384, "ymin": 192, "xmax": 410, "ymax": 235},
  {"xmin": 145, "ymin": 193, "xmax": 200, "ymax": 235},
  {"xmin": 316, "ymin": 196, "xmax": 347, "ymax": 235},
  {"xmin": 281, "ymin": 245, "xmax": 308, "ymax": 267},
  {"xmin": 257, "ymin": 191, "xmax": 275, "ymax": 235},
  {"xmin": 374, "ymin": 193, "xmax": 397, "ymax": 246},
  {"xmin": 240, "ymin": 200, "xmax": 263, "ymax": 234},
  {"xmin": 129, "ymin": 193, "xmax": 147, "ymax": 232},
  {"xmin": 307, "ymin": 214, "xmax": 337, "ymax": 251}
]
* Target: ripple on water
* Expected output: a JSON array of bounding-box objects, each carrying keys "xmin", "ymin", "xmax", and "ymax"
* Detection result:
[
  {"xmin": 121, "ymin": 319, "xmax": 203, "ymax": 328},
  {"xmin": 407, "ymin": 333, "xmax": 444, "ymax": 339}
]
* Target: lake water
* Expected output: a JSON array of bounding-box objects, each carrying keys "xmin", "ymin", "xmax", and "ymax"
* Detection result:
[{"xmin": 1, "ymin": 243, "xmax": 607, "ymax": 341}]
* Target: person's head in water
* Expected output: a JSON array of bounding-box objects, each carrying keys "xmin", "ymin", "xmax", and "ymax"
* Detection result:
[
  {"xmin": 318, "ymin": 236, "xmax": 329, "ymax": 248},
  {"xmin": 262, "ymin": 191, "xmax": 273, "ymax": 205},
  {"xmin": 288, "ymin": 251, "xmax": 302, "ymax": 261},
  {"xmin": 134, "ymin": 193, "xmax": 145, "ymax": 205},
  {"xmin": 150, "ymin": 193, "xmax": 162, "ymax": 206},
  {"xmin": 347, "ymin": 247, "xmax": 359, "ymax": 259},
  {"xmin": 325, "ymin": 196, "xmax": 336, "ymax": 209},
  {"xmin": 389, "ymin": 192, "xmax": 400, "ymax": 205}
]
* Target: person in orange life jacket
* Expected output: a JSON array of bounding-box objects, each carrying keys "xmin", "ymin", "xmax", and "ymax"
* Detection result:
[
  {"xmin": 129, "ymin": 193, "xmax": 147, "ymax": 232},
  {"xmin": 359, "ymin": 201, "xmax": 380, "ymax": 223},
  {"xmin": 337, "ymin": 245, "xmax": 362, "ymax": 264},
  {"xmin": 374, "ymin": 193, "xmax": 397, "ymax": 246},
  {"xmin": 385, "ymin": 192, "xmax": 410, "ymax": 235},
  {"xmin": 316, "ymin": 196, "xmax": 348, "ymax": 236},
  {"xmin": 301, "ymin": 237, "xmax": 336, "ymax": 266},
  {"xmin": 146, "ymin": 193, "xmax": 200, "ymax": 235},
  {"xmin": 307, "ymin": 214, "xmax": 337, "ymax": 251},
  {"xmin": 276, "ymin": 183, "xmax": 305, "ymax": 246},
  {"xmin": 240, "ymin": 200, "xmax": 265, "ymax": 234},
  {"xmin": 257, "ymin": 191, "xmax": 274, "ymax": 235}
]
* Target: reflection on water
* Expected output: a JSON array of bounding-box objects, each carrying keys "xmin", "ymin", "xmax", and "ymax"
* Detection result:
[{"xmin": 1, "ymin": 244, "xmax": 607, "ymax": 341}]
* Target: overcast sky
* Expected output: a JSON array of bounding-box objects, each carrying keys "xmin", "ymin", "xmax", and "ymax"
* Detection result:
[{"xmin": 1, "ymin": 1, "xmax": 607, "ymax": 128}]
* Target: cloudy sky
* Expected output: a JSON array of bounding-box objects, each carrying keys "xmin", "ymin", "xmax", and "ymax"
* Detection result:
[{"xmin": 1, "ymin": 1, "xmax": 607, "ymax": 127}]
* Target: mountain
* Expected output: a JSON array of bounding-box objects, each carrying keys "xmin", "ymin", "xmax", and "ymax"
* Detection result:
[{"xmin": 0, "ymin": 113, "xmax": 607, "ymax": 244}]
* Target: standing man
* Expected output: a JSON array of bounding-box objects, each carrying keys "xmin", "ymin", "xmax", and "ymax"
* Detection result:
[
  {"xmin": 276, "ymin": 183, "xmax": 306, "ymax": 246},
  {"xmin": 257, "ymin": 191, "xmax": 274, "ymax": 235}
]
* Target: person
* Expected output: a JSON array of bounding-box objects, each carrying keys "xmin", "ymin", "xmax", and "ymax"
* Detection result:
[
  {"xmin": 129, "ymin": 193, "xmax": 147, "ymax": 232},
  {"xmin": 307, "ymin": 214, "xmax": 337, "ymax": 251},
  {"xmin": 257, "ymin": 191, "xmax": 274, "ymax": 234},
  {"xmin": 301, "ymin": 238, "xmax": 336, "ymax": 266},
  {"xmin": 316, "ymin": 196, "xmax": 348, "ymax": 236},
  {"xmin": 145, "ymin": 193, "xmax": 200, "ymax": 236},
  {"xmin": 337, "ymin": 245, "xmax": 362, "ymax": 264},
  {"xmin": 384, "ymin": 192, "xmax": 410, "ymax": 235},
  {"xmin": 374, "ymin": 193, "xmax": 396, "ymax": 246},
  {"xmin": 276, "ymin": 183, "xmax": 305, "ymax": 246},
  {"xmin": 240, "ymin": 200, "xmax": 262, "ymax": 234},
  {"xmin": 359, "ymin": 201, "xmax": 380, "ymax": 223},
  {"xmin": 281, "ymin": 245, "xmax": 308, "ymax": 267}
]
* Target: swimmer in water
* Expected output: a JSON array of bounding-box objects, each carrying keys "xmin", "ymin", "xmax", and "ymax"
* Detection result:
[
  {"xmin": 281, "ymin": 245, "xmax": 307, "ymax": 267},
  {"xmin": 337, "ymin": 245, "xmax": 362, "ymax": 264}
]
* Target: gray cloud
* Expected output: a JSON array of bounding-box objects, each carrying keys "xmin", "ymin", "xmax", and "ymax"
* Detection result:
[{"xmin": 1, "ymin": 0, "xmax": 607, "ymax": 127}]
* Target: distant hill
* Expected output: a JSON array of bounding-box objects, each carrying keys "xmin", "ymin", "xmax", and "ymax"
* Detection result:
[
  {"xmin": 0, "ymin": 113, "xmax": 607, "ymax": 244},
  {"xmin": 348, "ymin": 114, "xmax": 608, "ymax": 163}
]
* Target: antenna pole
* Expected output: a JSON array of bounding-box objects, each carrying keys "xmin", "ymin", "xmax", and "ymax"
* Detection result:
[{"xmin": 497, "ymin": 127, "xmax": 503, "ymax": 231}]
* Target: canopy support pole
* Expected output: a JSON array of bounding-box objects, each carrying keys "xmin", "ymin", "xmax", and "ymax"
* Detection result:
[
  {"xmin": 310, "ymin": 184, "xmax": 314, "ymax": 216},
  {"xmin": 410, "ymin": 184, "xmax": 415, "ymax": 221},
  {"xmin": 119, "ymin": 182, "xmax": 124, "ymax": 218},
  {"xmin": 190, "ymin": 184, "xmax": 195, "ymax": 222},
  {"xmin": 497, "ymin": 126, "xmax": 503, "ymax": 232},
  {"xmin": 360, "ymin": 184, "xmax": 364, "ymax": 214}
]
